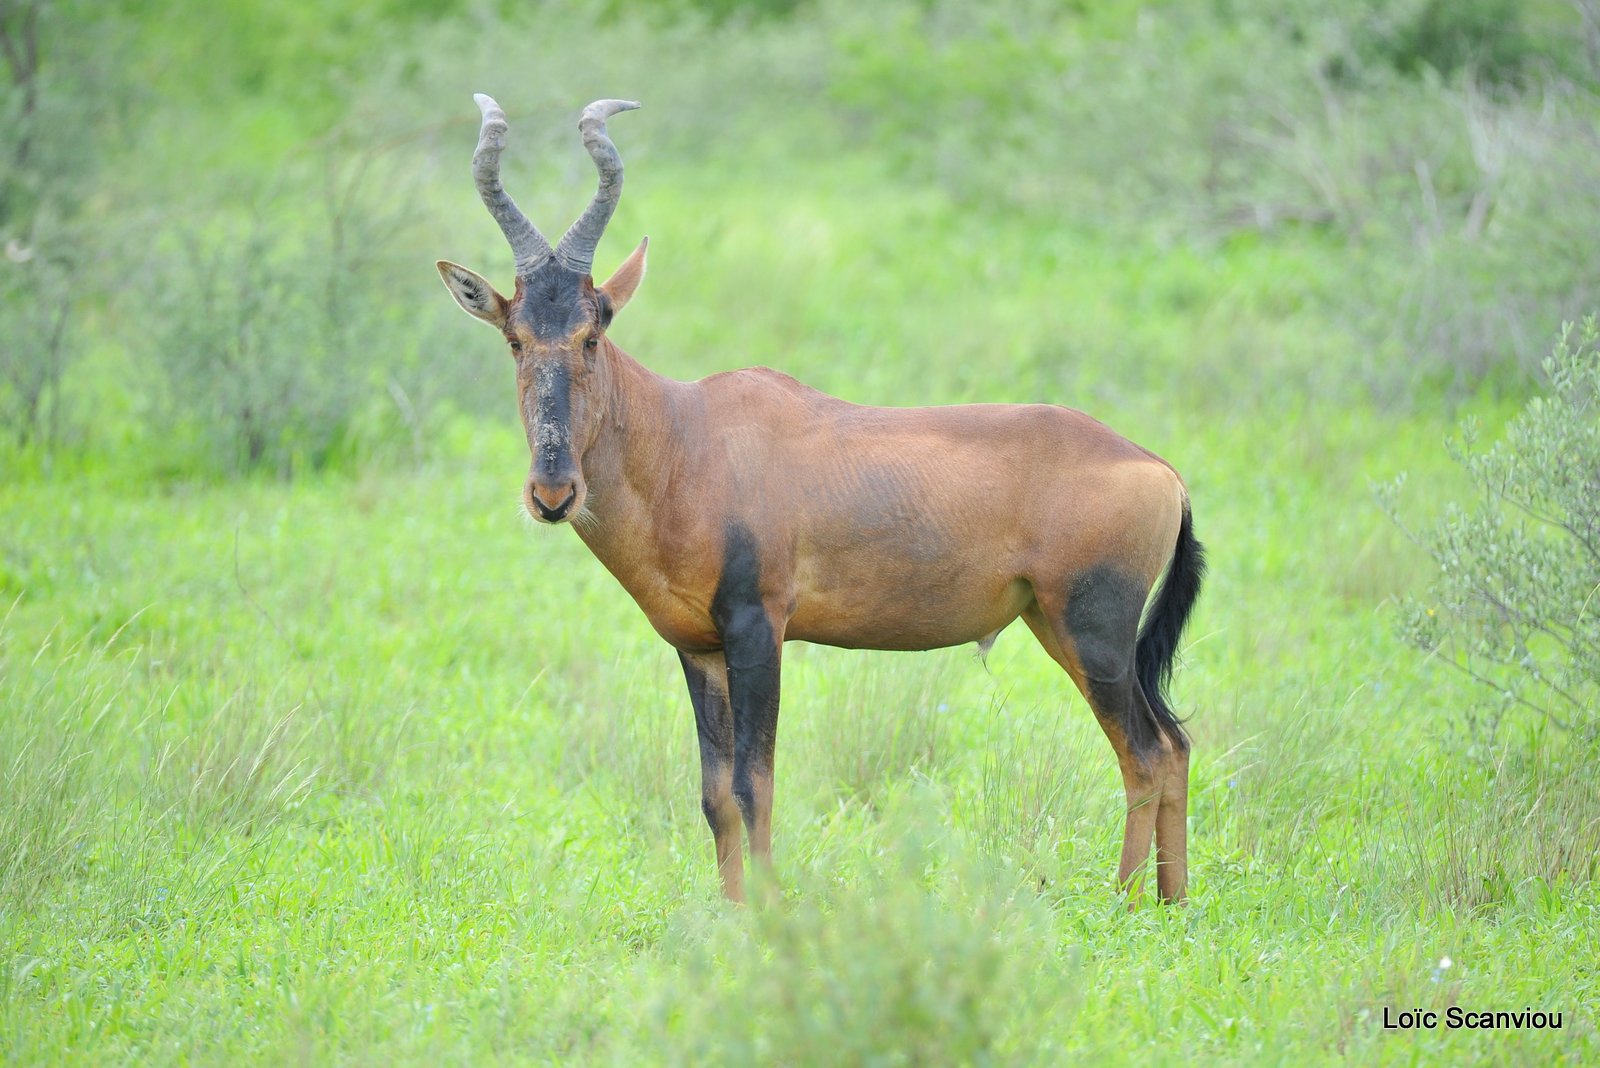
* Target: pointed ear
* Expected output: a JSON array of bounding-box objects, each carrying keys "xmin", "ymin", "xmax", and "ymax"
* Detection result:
[
  {"xmin": 436, "ymin": 260, "xmax": 510, "ymax": 328},
  {"xmin": 598, "ymin": 237, "xmax": 648, "ymax": 316}
]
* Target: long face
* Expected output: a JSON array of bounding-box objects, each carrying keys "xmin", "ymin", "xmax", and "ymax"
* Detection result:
[
  {"xmin": 505, "ymin": 266, "xmax": 612, "ymax": 523},
  {"xmin": 435, "ymin": 94, "xmax": 646, "ymax": 526},
  {"xmin": 438, "ymin": 241, "xmax": 648, "ymax": 526}
]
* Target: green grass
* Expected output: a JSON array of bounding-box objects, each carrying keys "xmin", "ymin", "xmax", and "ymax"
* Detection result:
[
  {"xmin": 6, "ymin": 1, "xmax": 1600, "ymax": 1060},
  {"xmin": 4, "ymin": 394, "xmax": 1596, "ymax": 1062}
]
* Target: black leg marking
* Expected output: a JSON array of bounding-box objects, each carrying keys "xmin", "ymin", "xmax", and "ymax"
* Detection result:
[
  {"xmin": 727, "ymin": 638, "xmax": 780, "ymax": 829},
  {"xmin": 711, "ymin": 522, "xmax": 781, "ymax": 831},
  {"xmin": 680, "ymin": 652, "xmax": 733, "ymax": 834},
  {"xmin": 1063, "ymin": 566, "xmax": 1160, "ymax": 757}
]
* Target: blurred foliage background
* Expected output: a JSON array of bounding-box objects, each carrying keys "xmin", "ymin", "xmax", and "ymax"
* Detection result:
[
  {"xmin": 4, "ymin": 3, "xmax": 1600, "ymax": 1061},
  {"xmin": 4, "ymin": 0, "xmax": 1600, "ymax": 476}
]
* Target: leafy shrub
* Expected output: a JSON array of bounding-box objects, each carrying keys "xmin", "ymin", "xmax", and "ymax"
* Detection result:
[
  {"xmin": 1383, "ymin": 318, "xmax": 1600, "ymax": 733},
  {"xmin": 635, "ymin": 842, "xmax": 1073, "ymax": 1064},
  {"xmin": 827, "ymin": 0, "xmax": 1600, "ymax": 393},
  {"xmin": 1361, "ymin": 0, "xmax": 1543, "ymax": 86},
  {"xmin": 0, "ymin": 1, "xmax": 128, "ymax": 450},
  {"xmin": 140, "ymin": 148, "xmax": 449, "ymax": 477},
  {"xmin": 0, "ymin": 244, "xmax": 73, "ymax": 449}
]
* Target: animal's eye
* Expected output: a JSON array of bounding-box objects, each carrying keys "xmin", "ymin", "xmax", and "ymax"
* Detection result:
[
  {"xmin": 584, "ymin": 336, "xmax": 599, "ymax": 350},
  {"xmin": 508, "ymin": 339, "xmax": 522, "ymax": 353}
]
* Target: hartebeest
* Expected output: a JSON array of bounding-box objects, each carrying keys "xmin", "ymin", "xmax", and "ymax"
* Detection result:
[{"xmin": 436, "ymin": 96, "xmax": 1205, "ymax": 904}]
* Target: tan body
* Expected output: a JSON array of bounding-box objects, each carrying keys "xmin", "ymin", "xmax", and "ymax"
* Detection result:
[
  {"xmin": 572, "ymin": 359, "xmax": 1185, "ymax": 657},
  {"xmin": 437, "ymin": 95, "xmax": 1205, "ymax": 906}
]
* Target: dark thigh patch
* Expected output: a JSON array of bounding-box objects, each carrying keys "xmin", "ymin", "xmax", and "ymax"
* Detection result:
[{"xmin": 1062, "ymin": 566, "xmax": 1147, "ymax": 684}]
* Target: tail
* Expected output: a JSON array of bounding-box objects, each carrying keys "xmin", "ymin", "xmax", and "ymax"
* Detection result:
[{"xmin": 1136, "ymin": 502, "xmax": 1206, "ymax": 751}]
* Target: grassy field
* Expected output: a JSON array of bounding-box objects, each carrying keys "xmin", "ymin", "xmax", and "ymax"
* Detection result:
[
  {"xmin": 5, "ymin": 371, "xmax": 1597, "ymax": 1062},
  {"xmin": 5, "ymin": 0, "xmax": 1600, "ymax": 1063}
]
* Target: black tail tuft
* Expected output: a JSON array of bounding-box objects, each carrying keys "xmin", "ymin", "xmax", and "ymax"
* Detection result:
[{"xmin": 1136, "ymin": 504, "xmax": 1205, "ymax": 751}]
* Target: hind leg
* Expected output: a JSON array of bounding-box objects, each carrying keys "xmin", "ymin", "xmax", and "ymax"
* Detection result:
[
  {"xmin": 1154, "ymin": 740, "xmax": 1189, "ymax": 901},
  {"xmin": 1023, "ymin": 572, "xmax": 1188, "ymax": 904}
]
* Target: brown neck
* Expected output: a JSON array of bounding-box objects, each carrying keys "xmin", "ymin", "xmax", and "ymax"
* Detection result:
[{"xmin": 572, "ymin": 341, "xmax": 691, "ymax": 551}]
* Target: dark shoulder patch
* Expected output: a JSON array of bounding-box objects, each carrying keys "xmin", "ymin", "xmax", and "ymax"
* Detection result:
[
  {"xmin": 711, "ymin": 522, "xmax": 763, "ymax": 629},
  {"xmin": 710, "ymin": 521, "xmax": 774, "ymax": 669}
]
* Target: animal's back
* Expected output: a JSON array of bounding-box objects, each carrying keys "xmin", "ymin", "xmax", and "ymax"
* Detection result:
[{"xmin": 692, "ymin": 368, "xmax": 1184, "ymax": 650}]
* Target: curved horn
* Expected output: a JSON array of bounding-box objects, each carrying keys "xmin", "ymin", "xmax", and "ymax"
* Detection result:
[
  {"xmin": 471, "ymin": 93, "xmax": 553, "ymax": 275},
  {"xmin": 554, "ymin": 98, "xmax": 641, "ymax": 276}
]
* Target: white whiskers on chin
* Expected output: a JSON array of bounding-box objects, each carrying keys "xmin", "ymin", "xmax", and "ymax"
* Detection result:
[
  {"xmin": 571, "ymin": 505, "xmax": 600, "ymax": 536},
  {"xmin": 512, "ymin": 492, "xmax": 540, "ymax": 529}
]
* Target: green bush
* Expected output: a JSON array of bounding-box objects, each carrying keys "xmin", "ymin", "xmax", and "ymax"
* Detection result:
[
  {"xmin": 825, "ymin": 0, "xmax": 1600, "ymax": 394},
  {"xmin": 1384, "ymin": 318, "xmax": 1600, "ymax": 733},
  {"xmin": 137, "ymin": 148, "xmax": 448, "ymax": 477},
  {"xmin": 633, "ymin": 841, "xmax": 1074, "ymax": 1064},
  {"xmin": 0, "ymin": 245, "xmax": 73, "ymax": 450},
  {"xmin": 1361, "ymin": 0, "xmax": 1542, "ymax": 86},
  {"xmin": 0, "ymin": 1, "xmax": 129, "ymax": 450}
]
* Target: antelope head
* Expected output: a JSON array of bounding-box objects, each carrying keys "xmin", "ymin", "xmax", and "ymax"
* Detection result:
[{"xmin": 437, "ymin": 95, "xmax": 648, "ymax": 525}]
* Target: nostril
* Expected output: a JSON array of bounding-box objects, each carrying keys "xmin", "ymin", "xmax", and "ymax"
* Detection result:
[
  {"xmin": 528, "ymin": 482, "xmax": 578, "ymax": 521},
  {"xmin": 531, "ymin": 482, "xmax": 573, "ymax": 507}
]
